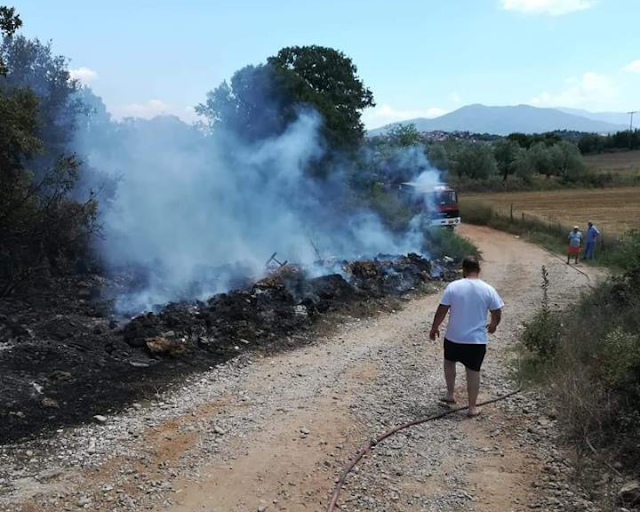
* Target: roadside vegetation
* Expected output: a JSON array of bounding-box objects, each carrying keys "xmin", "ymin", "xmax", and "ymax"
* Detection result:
[
  {"xmin": 519, "ymin": 234, "xmax": 640, "ymax": 485},
  {"xmin": 462, "ymin": 184, "xmax": 640, "ymax": 488}
]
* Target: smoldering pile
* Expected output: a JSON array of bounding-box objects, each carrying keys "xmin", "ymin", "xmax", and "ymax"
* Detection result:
[
  {"xmin": 122, "ymin": 253, "xmax": 450, "ymax": 357},
  {"xmin": 0, "ymin": 252, "xmax": 457, "ymax": 443}
]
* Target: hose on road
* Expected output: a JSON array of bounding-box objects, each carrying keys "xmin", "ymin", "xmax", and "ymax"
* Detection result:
[
  {"xmin": 541, "ymin": 247, "xmax": 593, "ymax": 284},
  {"xmin": 326, "ymin": 386, "xmax": 522, "ymax": 511}
]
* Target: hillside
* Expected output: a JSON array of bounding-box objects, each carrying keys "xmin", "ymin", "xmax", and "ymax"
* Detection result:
[
  {"xmin": 369, "ymin": 104, "xmax": 627, "ymax": 136},
  {"xmin": 557, "ymin": 107, "xmax": 632, "ymax": 127}
]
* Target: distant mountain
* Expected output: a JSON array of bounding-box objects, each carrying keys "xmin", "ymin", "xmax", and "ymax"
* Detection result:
[
  {"xmin": 557, "ymin": 107, "xmax": 632, "ymax": 128},
  {"xmin": 368, "ymin": 104, "xmax": 628, "ymax": 136}
]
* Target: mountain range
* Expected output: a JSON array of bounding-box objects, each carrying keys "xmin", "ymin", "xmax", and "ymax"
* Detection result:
[{"xmin": 368, "ymin": 104, "xmax": 629, "ymax": 136}]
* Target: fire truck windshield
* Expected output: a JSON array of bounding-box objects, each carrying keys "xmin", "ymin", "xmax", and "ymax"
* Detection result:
[{"xmin": 432, "ymin": 191, "xmax": 457, "ymax": 205}]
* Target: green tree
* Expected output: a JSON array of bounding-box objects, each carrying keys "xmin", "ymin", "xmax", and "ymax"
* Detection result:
[
  {"xmin": 195, "ymin": 64, "xmax": 297, "ymax": 143},
  {"xmin": 452, "ymin": 142, "xmax": 498, "ymax": 179},
  {"xmin": 197, "ymin": 45, "xmax": 375, "ymax": 150},
  {"xmin": 427, "ymin": 143, "xmax": 449, "ymax": 171},
  {"xmin": 513, "ymin": 149, "xmax": 534, "ymax": 183},
  {"xmin": 0, "ymin": 5, "xmax": 19, "ymax": 74},
  {"xmin": 550, "ymin": 141, "xmax": 585, "ymax": 181},
  {"xmin": 527, "ymin": 142, "xmax": 555, "ymax": 178},
  {"xmin": 386, "ymin": 123, "xmax": 422, "ymax": 147},
  {"xmin": 493, "ymin": 138, "xmax": 521, "ymax": 181},
  {"xmin": 268, "ymin": 45, "xmax": 374, "ymax": 149},
  {"xmin": 0, "ymin": 34, "xmax": 86, "ymax": 163},
  {"xmin": 0, "ymin": 6, "xmax": 98, "ymax": 294}
]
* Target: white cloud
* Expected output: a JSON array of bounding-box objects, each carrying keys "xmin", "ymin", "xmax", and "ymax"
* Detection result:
[
  {"xmin": 500, "ymin": 0, "xmax": 595, "ymax": 16},
  {"xmin": 530, "ymin": 72, "xmax": 619, "ymax": 110},
  {"xmin": 69, "ymin": 67, "xmax": 98, "ymax": 84},
  {"xmin": 114, "ymin": 99, "xmax": 170, "ymax": 119},
  {"xmin": 110, "ymin": 99, "xmax": 201, "ymax": 123},
  {"xmin": 624, "ymin": 60, "xmax": 640, "ymax": 73},
  {"xmin": 363, "ymin": 104, "xmax": 447, "ymax": 129}
]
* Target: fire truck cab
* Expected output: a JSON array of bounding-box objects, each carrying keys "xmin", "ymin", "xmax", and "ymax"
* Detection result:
[{"xmin": 398, "ymin": 183, "xmax": 461, "ymax": 228}]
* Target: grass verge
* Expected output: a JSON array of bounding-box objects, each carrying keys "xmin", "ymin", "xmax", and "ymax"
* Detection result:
[{"xmin": 517, "ymin": 238, "xmax": 640, "ymax": 504}]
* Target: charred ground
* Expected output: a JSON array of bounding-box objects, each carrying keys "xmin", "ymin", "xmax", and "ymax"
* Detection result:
[{"xmin": 0, "ymin": 253, "xmax": 456, "ymax": 444}]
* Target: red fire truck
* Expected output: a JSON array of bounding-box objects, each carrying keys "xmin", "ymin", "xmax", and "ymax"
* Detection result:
[{"xmin": 398, "ymin": 183, "xmax": 461, "ymax": 228}]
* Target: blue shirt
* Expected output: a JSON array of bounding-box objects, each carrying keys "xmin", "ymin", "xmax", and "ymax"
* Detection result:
[
  {"xmin": 568, "ymin": 231, "xmax": 582, "ymax": 247},
  {"xmin": 586, "ymin": 225, "xmax": 600, "ymax": 243}
]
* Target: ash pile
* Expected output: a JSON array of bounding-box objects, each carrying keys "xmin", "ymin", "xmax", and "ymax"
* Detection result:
[{"xmin": 122, "ymin": 253, "xmax": 443, "ymax": 357}]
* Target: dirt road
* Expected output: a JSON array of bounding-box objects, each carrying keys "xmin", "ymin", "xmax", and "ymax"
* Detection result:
[{"xmin": 0, "ymin": 225, "xmax": 603, "ymax": 512}]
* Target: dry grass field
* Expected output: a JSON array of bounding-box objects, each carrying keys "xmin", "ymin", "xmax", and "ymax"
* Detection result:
[
  {"xmin": 461, "ymin": 187, "xmax": 640, "ymax": 236},
  {"xmin": 584, "ymin": 150, "xmax": 640, "ymax": 176}
]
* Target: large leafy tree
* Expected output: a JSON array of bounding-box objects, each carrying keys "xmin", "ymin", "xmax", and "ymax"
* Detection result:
[
  {"xmin": 493, "ymin": 138, "xmax": 522, "ymax": 182},
  {"xmin": 268, "ymin": 45, "xmax": 374, "ymax": 149},
  {"xmin": 0, "ymin": 34, "xmax": 86, "ymax": 166},
  {"xmin": 197, "ymin": 45, "xmax": 375, "ymax": 150},
  {"xmin": 0, "ymin": 7, "xmax": 97, "ymax": 294},
  {"xmin": 0, "ymin": 5, "xmax": 19, "ymax": 73},
  {"xmin": 196, "ymin": 64, "xmax": 298, "ymax": 143},
  {"xmin": 452, "ymin": 142, "xmax": 498, "ymax": 180}
]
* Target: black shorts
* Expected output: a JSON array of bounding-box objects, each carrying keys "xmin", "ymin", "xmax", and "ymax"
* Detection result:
[{"xmin": 444, "ymin": 338, "xmax": 486, "ymax": 372}]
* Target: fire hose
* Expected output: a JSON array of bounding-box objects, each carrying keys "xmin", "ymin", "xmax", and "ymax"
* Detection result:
[{"xmin": 326, "ymin": 386, "xmax": 522, "ymax": 512}]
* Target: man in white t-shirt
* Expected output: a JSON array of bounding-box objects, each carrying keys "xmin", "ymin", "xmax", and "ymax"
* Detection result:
[{"xmin": 429, "ymin": 256, "xmax": 504, "ymax": 417}]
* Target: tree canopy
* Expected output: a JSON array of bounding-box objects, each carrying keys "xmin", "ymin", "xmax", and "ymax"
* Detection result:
[
  {"xmin": 0, "ymin": 6, "xmax": 97, "ymax": 293},
  {"xmin": 197, "ymin": 45, "xmax": 375, "ymax": 150}
]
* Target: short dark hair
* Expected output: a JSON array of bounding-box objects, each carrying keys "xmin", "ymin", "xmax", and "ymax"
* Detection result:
[{"xmin": 462, "ymin": 255, "xmax": 481, "ymax": 273}]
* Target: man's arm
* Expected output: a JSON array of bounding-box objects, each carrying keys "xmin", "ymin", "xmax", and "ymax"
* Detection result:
[
  {"xmin": 429, "ymin": 304, "xmax": 450, "ymax": 341},
  {"xmin": 487, "ymin": 308, "xmax": 502, "ymax": 334}
]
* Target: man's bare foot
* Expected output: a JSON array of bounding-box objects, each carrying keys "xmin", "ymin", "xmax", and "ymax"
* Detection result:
[
  {"xmin": 439, "ymin": 397, "xmax": 456, "ymax": 404},
  {"xmin": 467, "ymin": 407, "xmax": 482, "ymax": 417}
]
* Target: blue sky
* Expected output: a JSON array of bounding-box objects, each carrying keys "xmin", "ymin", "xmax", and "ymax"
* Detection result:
[{"xmin": 15, "ymin": 0, "xmax": 640, "ymax": 128}]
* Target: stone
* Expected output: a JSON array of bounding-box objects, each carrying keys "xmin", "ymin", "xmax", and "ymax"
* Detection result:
[
  {"xmin": 93, "ymin": 415, "xmax": 108, "ymax": 424},
  {"xmin": 41, "ymin": 397, "xmax": 59, "ymax": 408}
]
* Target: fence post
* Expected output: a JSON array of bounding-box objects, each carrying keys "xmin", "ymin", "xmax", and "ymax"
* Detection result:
[{"xmin": 510, "ymin": 203, "xmax": 514, "ymax": 223}]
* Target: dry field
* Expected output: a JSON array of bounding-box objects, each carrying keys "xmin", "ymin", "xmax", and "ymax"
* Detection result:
[
  {"xmin": 584, "ymin": 150, "xmax": 640, "ymax": 176},
  {"xmin": 461, "ymin": 187, "xmax": 640, "ymax": 236}
]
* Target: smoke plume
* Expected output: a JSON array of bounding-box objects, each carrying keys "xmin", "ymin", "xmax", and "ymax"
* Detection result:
[{"xmin": 74, "ymin": 104, "xmax": 441, "ymax": 313}]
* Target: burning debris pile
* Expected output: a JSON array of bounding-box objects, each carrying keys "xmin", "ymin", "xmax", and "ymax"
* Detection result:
[
  {"xmin": 0, "ymin": 253, "xmax": 456, "ymax": 443},
  {"xmin": 122, "ymin": 253, "xmax": 441, "ymax": 357}
]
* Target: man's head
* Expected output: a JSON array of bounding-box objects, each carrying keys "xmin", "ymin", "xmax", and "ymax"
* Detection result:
[
  {"xmin": 588, "ymin": 221, "xmax": 593, "ymax": 227},
  {"xmin": 573, "ymin": 225, "xmax": 579, "ymax": 232},
  {"xmin": 462, "ymin": 255, "xmax": 481, "ymax": 277}
]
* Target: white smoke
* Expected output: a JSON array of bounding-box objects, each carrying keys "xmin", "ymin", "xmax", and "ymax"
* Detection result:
[{"xmin": 75, "ymin": 107, "xmax": 442, "ymax": 313}]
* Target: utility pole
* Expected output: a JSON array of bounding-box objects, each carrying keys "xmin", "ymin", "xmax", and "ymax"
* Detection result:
[
  {"xmin": 627, "ymin": 111, "xmax": 637, "ymax": 150},
  {"xmin": 628, "ymin": 110, "xmax": 637, "ymax": 131}
]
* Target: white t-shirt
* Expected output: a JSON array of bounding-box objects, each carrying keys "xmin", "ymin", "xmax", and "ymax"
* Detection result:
[{"xmin": 440, "ymin": 278, "xmax": 504, "ymax": 345}]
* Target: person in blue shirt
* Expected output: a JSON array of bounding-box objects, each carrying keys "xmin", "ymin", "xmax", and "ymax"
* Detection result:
[
  {"xmin": 583, "ymin": 221, "xmax": 600, "ymax": 260},
  {"xmin": 567, "ymin": 226, "xmax": 583, "ymax": 264}
]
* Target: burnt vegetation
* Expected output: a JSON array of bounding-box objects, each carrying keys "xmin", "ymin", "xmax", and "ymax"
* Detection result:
[{"xmin": 0, "ymin": 254, "xmax": 456, "ymax": 443}]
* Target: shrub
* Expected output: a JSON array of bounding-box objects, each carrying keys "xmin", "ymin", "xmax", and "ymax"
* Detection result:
[
  {"xmin": 458, "ymin": 201, "xmax": 494, "ymax": 225},
  {"xmin": 594, "ymin": 328, "xmax": 640, "ymax": 389},
  {"xmin": 599, "ymin": 229, "xmax": 640, "ymax": 272},
  {"xmin": 423, "ymin": 227, "xmax": 479, "ymax": 262},
  {"xmin": 521, "ymin": 267, "xmax": 562, "ymax": 360},
  {"xmin": 520, "ymin": 258, "xmax": 640, "ymax": 473}
]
